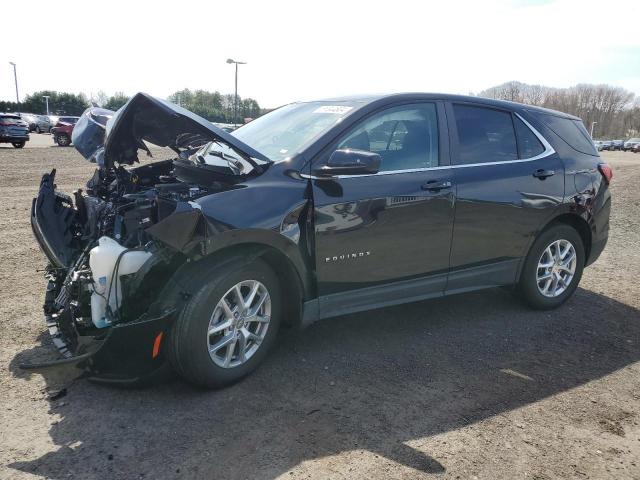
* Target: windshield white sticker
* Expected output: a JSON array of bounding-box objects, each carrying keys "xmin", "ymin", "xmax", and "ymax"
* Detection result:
[{"xmin": 313, "ymin": 105, "xmax": 353, "ymax": 114}]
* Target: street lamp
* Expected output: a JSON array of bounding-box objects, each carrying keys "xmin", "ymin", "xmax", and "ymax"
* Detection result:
[
  {"xmin": 226, "ymin": 58, "xmax": 246, "ymax": 126},
  {"xmin": 590, "ymin": 121, "xmax": 598, "ymax": 138},
  {"xmin": 43, "ymin": 95, "xmax": 50, "ymax": 116},
  {"xmin": 8, "ymin": 62, "xmax": 19, "ymax": 106}
]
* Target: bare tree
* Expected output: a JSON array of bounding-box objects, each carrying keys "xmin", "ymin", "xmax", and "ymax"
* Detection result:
[{"xmin": 478, "ymin": 81, "xmax": 636, "ymax": 138}]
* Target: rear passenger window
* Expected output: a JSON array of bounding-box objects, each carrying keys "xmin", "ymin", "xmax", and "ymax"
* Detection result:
[
  {"xmin": 453, "ymin": 105, "xmax": 517, "ymax": 164},
  {"xmin": 514, "ymin": 116, "xmax": 545, "ymax": 158}
]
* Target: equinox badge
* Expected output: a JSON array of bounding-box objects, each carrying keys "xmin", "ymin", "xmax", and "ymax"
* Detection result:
[{"xmin": 325, "ymin": 251, "xmax": 371, "ymax": 263}]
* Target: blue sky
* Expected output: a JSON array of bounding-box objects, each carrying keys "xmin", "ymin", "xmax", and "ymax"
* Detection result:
[{"xmin": 2, "ymin": 0, "xmax": 639, "ymax": 108}]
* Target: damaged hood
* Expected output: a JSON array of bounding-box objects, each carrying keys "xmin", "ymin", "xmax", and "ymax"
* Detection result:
[{"xmin": 84, "ymin": 92, "xmax": 269, "ymax": 168}]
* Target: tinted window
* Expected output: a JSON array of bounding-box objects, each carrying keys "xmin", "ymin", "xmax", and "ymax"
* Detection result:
[
  {"xmin": 337, "ymin": 103, "xmax": 438, "ymax": 171},
  {"xmin": 0, "ymin": 115, "xmax": 22, "ymax": 125},
  {"xmin": 514, "ymin": 116, "xmax": 545, "ymax": 158},
  {"xmin": 453, "ymin": 105, "xmax": 517, "ymax": 164},
  {"xmin": 537, "ymin": 113, "xmax": 597, "ymax": 156}
]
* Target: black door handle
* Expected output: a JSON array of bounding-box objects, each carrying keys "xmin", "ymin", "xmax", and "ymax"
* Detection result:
[
  {"xmin": 421, "ymin": 180, "xmax": 452, "ymax": 191},
  {"xmin": 533, "ymin": 169, "xmax": 555, "ymax": 179}
]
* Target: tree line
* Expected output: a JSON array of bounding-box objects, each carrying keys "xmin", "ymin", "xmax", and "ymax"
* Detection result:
[
  {"xmin": 0, "ymin": 91, "xmax": 130, "ymax": 116},
  {"xmin": 0, "ymin": 88, "xmax": 263, "ymax": 124},
  {"xmin": 478, "ymin": 81, "xmax": 639, "ymax": 139},
  {"xmin": 166, "ymin": 89, "xmax": 262, "ymax": 124}
]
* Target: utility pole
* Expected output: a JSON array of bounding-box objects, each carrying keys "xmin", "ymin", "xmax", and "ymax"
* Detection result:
[
  {"xmin": 9, "ymin": 62, "xmax": 19, "ymax": 108},
  {"xmin": 590, "ymin": 121, "xmax": 597, "ymax": 138},
  {"xmin": 43, "ymin": 95, "xmax": 50, "ymax": 116},
  {"xmin": 226, "ymin": 58, "xmax": 246, "ymax": 126}
]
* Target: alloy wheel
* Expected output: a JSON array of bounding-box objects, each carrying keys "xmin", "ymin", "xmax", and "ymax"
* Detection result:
[
  {"xmin": 536, "ymin": 239, "xmax": 577, "ymax": 297},
  {"xmin": 206, "ymin": 280, "xmax": 271, "ymax": 368}
]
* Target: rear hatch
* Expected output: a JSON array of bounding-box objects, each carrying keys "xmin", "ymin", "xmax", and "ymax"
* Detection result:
[{"xmin": 0, "ymin": 115, "xmax": 29, "ymax": 138}]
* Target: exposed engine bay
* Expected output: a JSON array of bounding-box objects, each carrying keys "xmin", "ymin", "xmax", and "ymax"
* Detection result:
[
  {"xmin": 27, "ymin": 93, "xmax": 272, "ymax": 374},
  {"xmin": 35, "ymin": 161, "xmax": 219, "ymax": 340}
]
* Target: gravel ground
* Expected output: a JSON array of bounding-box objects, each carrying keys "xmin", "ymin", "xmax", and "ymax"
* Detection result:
[{"xmin": 1, "ymin": 137, "xmax": 639, "ymax": 480}]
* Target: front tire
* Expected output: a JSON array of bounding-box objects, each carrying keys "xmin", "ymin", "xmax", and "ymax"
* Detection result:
[
  {"xmin": 518, "ymin": 224, "xmax": 585, "ymax": 310},
  {"xmin": 169, "ymin": 258, "xmax": 281, "ymax": 388},
  {"xmin": 56, "ymin": 134, "xmax": 70, "ymax": 146},
  {"xmin": 11, "ymin": 141, "xmax": 25, "ymax": 148}
]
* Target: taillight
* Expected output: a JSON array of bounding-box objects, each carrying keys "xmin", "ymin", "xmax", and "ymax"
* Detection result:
[{"xmin": 598, "ymin": 163, "xmax": 613, "ymax": 185}]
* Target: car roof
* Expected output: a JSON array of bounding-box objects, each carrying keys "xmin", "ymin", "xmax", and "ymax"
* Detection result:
[{"xmin": 310, "ymin": 93, "xmax": 581, "ymax": 121}]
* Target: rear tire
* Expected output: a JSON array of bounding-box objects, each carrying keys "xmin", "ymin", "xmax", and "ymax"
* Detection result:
[
  {"xmin": 168, "ymin": 258, "xmax": 281, "ymax": 388},
  {"xmin": 518, "ymin": 224, "xmax": 585, "ymax": 310},
  {"xmin": 11, "ymin": 142, "xmax": 25, "ymax": 149}
]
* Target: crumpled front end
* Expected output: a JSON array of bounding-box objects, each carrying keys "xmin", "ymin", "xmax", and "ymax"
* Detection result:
[
  {"xmin": 27, "ymin": 168, "xmax": 184, "ymax": 382},
  {"xmin": 25, "ymin": 93, "xmax": 272, "ymax": 383}
]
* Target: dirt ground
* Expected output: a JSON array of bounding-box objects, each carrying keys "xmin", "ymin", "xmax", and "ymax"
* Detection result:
[{"xmin": 1, "ymin": 136, "xmax": 639, "ymax": 479}]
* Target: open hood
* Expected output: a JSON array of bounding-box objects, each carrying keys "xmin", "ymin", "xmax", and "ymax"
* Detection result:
[{"xmin": 99, "ymin": 92, "xmax": 269, "ymax": 168}]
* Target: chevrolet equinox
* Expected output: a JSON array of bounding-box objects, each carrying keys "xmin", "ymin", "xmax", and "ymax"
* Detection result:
[{"xmin": 26, "ymin": 92, "xmax": 611, "ymax": 387}]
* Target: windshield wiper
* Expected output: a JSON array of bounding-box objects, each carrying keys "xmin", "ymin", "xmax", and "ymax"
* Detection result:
[
  {"xmin": 207, "ymin": 149, "xmax": 244, "ymax": 173},
  {"xmin": 208, "ymin": 141, "xmax": 266, "ymax": 173}
]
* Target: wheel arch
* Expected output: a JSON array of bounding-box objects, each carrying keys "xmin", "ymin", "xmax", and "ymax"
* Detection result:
[
  {"xmin": 542, "ymin": 213, "xmax": 592, "ymax": 263},
  {"xmin": 159, "ymin": 240, "xmax": 311, "ymax": 329},
  {"xmin": 516, "ymin": 212, "xmax": 592, "ymax": 283}
]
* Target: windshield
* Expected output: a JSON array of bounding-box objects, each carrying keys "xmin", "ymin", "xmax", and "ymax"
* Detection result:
[
  {"xmin": 60, "ymin": 117, "xmax": 78, "ymax": 124},
  {"xmin": 231, "ymin": 101, "xmax": 361, "ymax": 162},
  {"xmin": 628, "ymin": 138, "xmax": 640, "ymax": 142}
]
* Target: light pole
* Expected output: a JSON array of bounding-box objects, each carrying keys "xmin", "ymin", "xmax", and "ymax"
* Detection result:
[
  {"xmin": 43, "ymin": 95, "xmax": 50, "ymax": 116},
  {"xmin": 590, "ymin": 121, "xmax": 597, "ymax": 138},
  {"xmin": 8, "ymin": 62, "xmax": 19, "ymax": 107},
  {"xmin": 226, "ymin": 58, "xmax": 246, "ymax": 126}
]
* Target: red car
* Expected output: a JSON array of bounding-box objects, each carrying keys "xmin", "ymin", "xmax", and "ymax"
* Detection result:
[{"xmin": 51, "ymin": 116, "xmax": 80, "ymax": 146}]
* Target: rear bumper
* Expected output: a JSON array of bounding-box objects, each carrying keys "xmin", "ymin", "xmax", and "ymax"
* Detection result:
[
  {"xmin": 586, "ymin": 236, "xmax": 608, "ymax": 267},
  {"xmin": 0, "ymin": 135, "xmax": 29, "ymax": 142}
]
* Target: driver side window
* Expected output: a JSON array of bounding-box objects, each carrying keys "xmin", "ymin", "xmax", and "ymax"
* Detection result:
[{"xmin": 337, "ymin": 103, "xmax": 439, "ymax": 172}]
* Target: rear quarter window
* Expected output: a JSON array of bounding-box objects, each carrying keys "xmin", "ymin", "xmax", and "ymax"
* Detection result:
[{"xmin": 537, "ymin": 113, "xmax": 597, "ymax": 156}]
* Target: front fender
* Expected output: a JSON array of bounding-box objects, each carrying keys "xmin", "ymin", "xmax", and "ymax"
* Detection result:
[{"xmin": 146, "ymin": 172, "xmax": 314, "ymax": 298}]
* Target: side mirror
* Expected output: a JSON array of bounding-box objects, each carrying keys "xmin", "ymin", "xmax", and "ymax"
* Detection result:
[{"xmin": 313, "ymin": 149, "xmax": 381, "ymax": 177}]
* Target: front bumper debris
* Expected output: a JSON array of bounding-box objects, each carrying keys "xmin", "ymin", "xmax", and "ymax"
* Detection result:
[{"xmin": 19, "ymin": 307, "xmax": 176, "ymax": 385}]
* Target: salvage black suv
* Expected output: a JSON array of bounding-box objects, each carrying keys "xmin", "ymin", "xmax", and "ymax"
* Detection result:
[{"xmin": 27, "ymin": 93, "xmax": 611, "ymax": 387}]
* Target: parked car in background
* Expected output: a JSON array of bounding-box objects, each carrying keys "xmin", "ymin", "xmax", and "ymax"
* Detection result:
[
  {"xmin": 611, "ymin": 139, "xmax": 624, "ymax": 151},
  {"xmin": 51, "ymin": 116, "xmax": 80, "ymax": 146},
  {"xmin": 0, "ymin": 113, "xmax": 30, "ymax": 148},
  {"xmin": 18, "ymin": 113, "xmax": 38, "ymax": 132},
  {"xmin": 593, "ymin": 140, "xmax": 604, "ymax": 151},
  {"xmin": 600, "ymin": 140, "xmax": 614, "ymax": 151},
  {"xmin": 49, "ymin": 115, "xmax": 59, "ymax": 126},
  {"xmin": 632, "ymin": 144, "xmax": 640, "ymax": 153},
  {"xmin": 34, "ymin": 115, "xmax": 52, "ymax": 133},
  {"xmin": 623, "ymin": 138, "xmax": 640, "ymax": 151},
  {"xmin": 212, "ymin": 122, "xmax": 237, "ymax": 133},
  {"xmin": 27, "ymin": 93, "xmax": 612, "ymax": 388}
]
